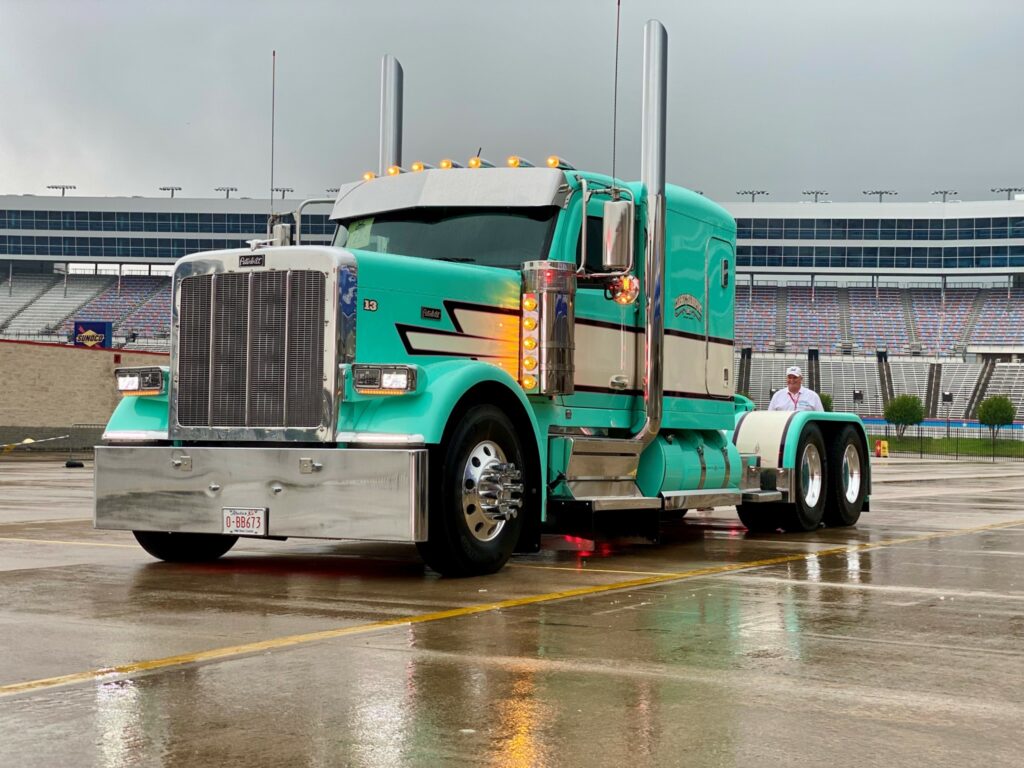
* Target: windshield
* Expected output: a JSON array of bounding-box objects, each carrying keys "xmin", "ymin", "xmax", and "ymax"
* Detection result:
[{"xmin": 333, "ymin": 206, "xmax": 558, "ymax": 269}]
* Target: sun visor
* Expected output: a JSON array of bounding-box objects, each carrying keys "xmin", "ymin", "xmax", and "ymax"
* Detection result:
[{"xmin": 330, "ymin": 168, "xmax": 568, "ymax": 220}]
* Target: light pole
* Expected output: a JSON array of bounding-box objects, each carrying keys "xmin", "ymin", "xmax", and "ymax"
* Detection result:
[
  {"xmin": 47, "ymin": 184, "xmax": 76, "ymax": 197},
  {"xmin": 931, "ymin": 190, "xmax": 957, "ymax": 203},
  {"xmin": 159, "ymin": 186, "xmax": 181, "ymax": 198},
  {"xmin": 863, "ymin": 190, "xmax": 897, "ymax": 203},
  {"xmin": 737, "ymin": 190, "xmax": 768, "ymax": 203},
  {"xmin": 272, "ymin": 186, "xmax": 293, "ymax": 200},
  {"xmin": 802, "ymin": 190, "xmax": 828, "ymax": 203},
  {"xmin": 991, "ymin": 187, "xmax": 1024, "ymax": 200},
  {"xmin": 215, "ymin": 186, "xmax": 238, "ymax": 199}
]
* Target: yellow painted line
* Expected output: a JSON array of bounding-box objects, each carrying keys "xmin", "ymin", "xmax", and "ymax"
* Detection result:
[
  {"xmin": 0, "ymin": 536, "xmax": 136, "ymax": 549},
  {"xmin": 1, "ymin": 517, "xmax": 1021, "ymax": 698}
]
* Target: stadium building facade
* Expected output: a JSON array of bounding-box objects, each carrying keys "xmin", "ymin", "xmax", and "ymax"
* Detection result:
[{"xmin": 4, "ymin": 193, "xmax": 1024, "ymax": 421}]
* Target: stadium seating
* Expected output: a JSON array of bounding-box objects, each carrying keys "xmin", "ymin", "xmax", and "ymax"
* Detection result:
[
  {"xmin": 57, "ymin": 276, "xmax": 168, "ymax": 335},
  {"xmin": 119, "ymin": 282, "xmax": 171, "ymax": 338},
  {"xmin": 848, "ymin": 288, "xmax": 910, "ymax": 354},
  {"xmin": 3, "ymin": 275, "xmax": 113, "ymax": 335},
  {"xmin": 785, "ymin": 287, "xmax": 841, "ymax": 353},
  {"xmin": 911, "ymin": 288, "xmax": 976, "ymax": 355},
  {"xmin": 0, "ymin": 274, "xmax": 59, "ymax": 329},
  {"xmin": 735, "ymin": 285, "xmax": 776, "ymax": 351},
  {"xmin": 972, "ymin": 289, "xmax": 1024, "ymax": 346},
  {"xmin": 984, "ymin": 364, "xmax": 1024, "ymax": 417},
  {"xmin": 939, "ymin": 362, "xmax": 983, "ymax": 420}
]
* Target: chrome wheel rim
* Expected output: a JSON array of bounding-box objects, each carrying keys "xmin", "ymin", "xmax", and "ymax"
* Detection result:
[
  {"xmin": 461, "ymin": 440, "xmax": 522, "ymax": 542},
  {"xmin": 800, "ymin": 443, "xmax": 823, "ymax": 508},
  {"xmin": 842, "ymin": 443, "xmax": 862, "ymax": 504}
]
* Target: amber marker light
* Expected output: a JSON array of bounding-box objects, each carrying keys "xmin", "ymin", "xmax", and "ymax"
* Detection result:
[
  {"xmin": 386, "ymin": 165, "xmax": 403, "ymax": 176},
  {"xmin": 439, "ymin": 158, "xmax": 463, "ymax": 170},
  {"xmin": 523, "ymin": 337, "xmax": 537, "ymax": 351},
  {"xmin": 410, "ymin": 161, "xmax": 434, "ymax": 172},
  {"xmin": 522, "ymin": 295, "xmax": 538, "ymax": 312},
  {"xmin": 362, "ymin": 171, "xmax": 377, "ymax": 181},
  {"xmin": 522, "ymin": 375, "xmax": 538, "ymax": 391},
  {"xmin": 546, "ymin": 155, "xmax": 575, "ymax": 170},
  {"xmin": 522, "ymin": 356, "xmax": 538, "ymax": 371},
  {"xmin": 523, "ymin": 317, "xmax": 537, "ymax": 331},
  {"xmin": 507, "ymin": 155, "xmax": 534, "ymax": 168},
  {"xmin": 468, "ymin": 156, "xmax": 494, "ymax": 169}
]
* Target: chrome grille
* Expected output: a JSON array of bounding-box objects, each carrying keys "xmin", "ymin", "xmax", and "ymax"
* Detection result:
[{"xmin": 177, "ymin": 270, "xmax": 326, "ymax": 429}]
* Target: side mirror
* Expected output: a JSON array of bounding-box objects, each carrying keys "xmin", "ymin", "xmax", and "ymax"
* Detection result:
[{"xmin": 602, "ymin": 199, "xmax": 633, "ymax": 272}]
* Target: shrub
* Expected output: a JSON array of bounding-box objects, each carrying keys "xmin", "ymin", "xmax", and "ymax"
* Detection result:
[
  {"xmin": 820, "ymin": 392, "xmax": 833, "ymax": 412},
  {"xmin": 977, "ymin": 395, "xmax": 1016, "ymax": 438},
  {"xmin": 884, "ymin": 394, "xmax": 924, "ymax": 437}
]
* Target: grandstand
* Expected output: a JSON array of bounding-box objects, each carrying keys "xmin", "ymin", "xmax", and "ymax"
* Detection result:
[{"xmin": 3, "ymin": 192, "xmax": 1024, "ymax": 419}]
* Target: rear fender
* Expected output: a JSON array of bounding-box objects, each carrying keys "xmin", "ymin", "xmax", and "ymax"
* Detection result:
[{"xmin": 732, "ymin": 410, "xmax": 871, "ymax": 496}]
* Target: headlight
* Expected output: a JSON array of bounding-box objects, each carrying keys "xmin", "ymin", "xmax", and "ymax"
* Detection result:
[
  {"xmin": 352, "ymin": 365, "xmax": 418, "ymax": 395},
  {"xmin": 115, "ymin": 367, "xmax": 165, "ymax": 396}
]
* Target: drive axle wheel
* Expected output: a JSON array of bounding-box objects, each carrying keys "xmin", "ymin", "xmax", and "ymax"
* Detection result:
[
  {"xmin": 823, "ymin": 425, "xmax": 867, "ymax": 527},
  {"xmin": 417, "ymin": 404, "xmax": 527, "ymax": 577},
  {"xmin": 778, "ymin": 423, "xmax": 828, "ymax": 532},
  {"xmin": 133, "ymin": 531, "xmax": 238, "ymax": 562}
]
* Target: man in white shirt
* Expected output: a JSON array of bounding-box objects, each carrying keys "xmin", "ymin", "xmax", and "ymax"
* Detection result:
[{"xmin": 768, "ymin": 366, "xmax": 824, "ymax": 412}]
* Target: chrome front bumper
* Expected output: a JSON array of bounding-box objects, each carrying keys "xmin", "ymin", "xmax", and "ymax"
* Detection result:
[{"xmin": 94, "ymin": 445, "xmax": 428, "ymax": 542}]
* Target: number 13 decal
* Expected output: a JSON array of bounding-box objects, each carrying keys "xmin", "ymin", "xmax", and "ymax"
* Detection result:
[{"xmin": 363, "ymin": 299, "xmax": 378, "ymax": 311}]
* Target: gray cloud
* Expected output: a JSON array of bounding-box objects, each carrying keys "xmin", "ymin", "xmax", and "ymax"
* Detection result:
[{"xmin": 1, "ymin": 0, "xmax": 1021, "ymax": 202}]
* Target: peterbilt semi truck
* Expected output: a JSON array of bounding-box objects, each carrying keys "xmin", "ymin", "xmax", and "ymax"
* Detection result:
[{"xmin": 94, "ymin": 21, "xmax": 869, "ymax": 576}]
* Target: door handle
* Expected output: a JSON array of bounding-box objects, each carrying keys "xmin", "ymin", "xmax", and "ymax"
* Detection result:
[{"xmin": 609, "ymin": 375, "xmax": 629, "ymax": 390}]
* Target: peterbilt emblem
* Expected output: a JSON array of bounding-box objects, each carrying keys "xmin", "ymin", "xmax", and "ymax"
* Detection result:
[
  {"xmin": 421, "ymin": 306, "xmax": 442, "ymax": 321},
  {"xmin": 673, "ymin": 293, "xmax": 703, "ymax": 321},
  {"xmin": 239, "ymin": 254, "xmax": 265, "ymax": 267}
]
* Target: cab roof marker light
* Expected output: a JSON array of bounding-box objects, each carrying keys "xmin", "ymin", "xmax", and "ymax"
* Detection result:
[
  {"xmin": 386, "ymin": 165, "xmax": 405, "ymax": 176},
  {"xmin": 507, "ymin": 155, "xmax": 535, "ymax": 168},
  {"xmin": 439, "ymin": 158, "xmax": 464, "ymax": 169},
  {"xmin": 546, "ymin": 155, "xmax": 575, "ymax": 170},
  {"xmin": 410, "ymin": 161, "xmax": 435, "ymax": 172},
  {"xmin": 362, "ymin": 171, "xmax": 377, "ymax": 181},
  {"xmin": 468, "ymin": 157, "xmax": 494, "ymax": 169}
]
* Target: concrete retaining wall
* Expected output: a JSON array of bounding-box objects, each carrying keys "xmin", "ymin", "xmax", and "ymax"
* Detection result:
[{"xmin": 0, "ymin": 340, "xmax": 168, "ymax": 450}]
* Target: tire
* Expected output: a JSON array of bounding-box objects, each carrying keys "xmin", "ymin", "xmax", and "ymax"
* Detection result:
[
  {"xmin": 777, "ymin": 424, "xmax": 828, "ymax": 532},
  {"xmin": 133, "ymin": 531, "xmax": 238, "ymax": 562},
  {"xmin": 823, "ymin": 425, "xmax": 867, "ymax": 527},
  {"xmin": 416, "ymin": 404, "xmax": 528, "ymax": 577}
]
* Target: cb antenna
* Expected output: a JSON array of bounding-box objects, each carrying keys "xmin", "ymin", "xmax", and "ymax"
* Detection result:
[
  {"xmin": 610, "ymin": 0, "xmax": 622, "ymax": 198},
  {"xmin": 270, "ymin": 50, "xmax": 277, "ymax": 218}
]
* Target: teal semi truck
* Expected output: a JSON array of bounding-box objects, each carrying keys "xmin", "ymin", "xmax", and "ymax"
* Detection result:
[{"xmin": 94, "ymin": 21, "xmax": 869, "ymax": 576}]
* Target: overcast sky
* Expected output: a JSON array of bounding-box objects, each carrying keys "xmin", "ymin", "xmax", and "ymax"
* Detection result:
[{"xmin": 1, "ymin": 0, "xmax": 1021, "ymax": 203}]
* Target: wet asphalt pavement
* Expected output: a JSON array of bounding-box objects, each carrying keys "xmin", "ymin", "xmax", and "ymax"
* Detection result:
[{"xmin": 0, "ymin": 456, "xmax": 1022, "ymax": 767}]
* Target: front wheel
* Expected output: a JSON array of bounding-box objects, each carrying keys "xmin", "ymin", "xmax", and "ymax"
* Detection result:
[
  {"xmin": 417, "ymin": 404, "xmax": 528, "ymax": 577},
  {"xmin": 133, "ymin": 531, "xmax": 238, "ymax": 562}
]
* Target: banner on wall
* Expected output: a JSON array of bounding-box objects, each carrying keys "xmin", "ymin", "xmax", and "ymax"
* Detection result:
[{"xmin": 73, "ymin": 321, "xmax": 113, "ymax": 349}]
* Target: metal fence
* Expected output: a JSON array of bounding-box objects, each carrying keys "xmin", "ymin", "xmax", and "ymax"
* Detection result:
[{"xmin": 869, "ymin": 425, "xmax": 1024, "ymax": 462}]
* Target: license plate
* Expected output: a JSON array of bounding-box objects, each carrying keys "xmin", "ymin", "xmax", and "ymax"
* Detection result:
[{"xmin": 222, "ymin": 507, "xmax": 267, "ymax": 536}]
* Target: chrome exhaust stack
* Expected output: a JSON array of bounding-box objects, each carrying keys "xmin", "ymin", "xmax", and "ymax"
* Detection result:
[
  {"xmin": 633, "ymin": 19, "xmax": 668, "ymax": 448},
  {"xmin": 379, "ymin": 54, "xmax": 404, "ymax": 174}
]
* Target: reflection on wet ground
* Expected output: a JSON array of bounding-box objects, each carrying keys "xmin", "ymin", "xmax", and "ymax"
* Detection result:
[{"xmin": 0, "ymin": 458, "xmax": 1022, "ymax": 767}]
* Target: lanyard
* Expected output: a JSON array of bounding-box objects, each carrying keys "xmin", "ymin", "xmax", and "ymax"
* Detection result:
[{"xmin": 788, "ymin": 391, "xmax": 800, "ymax": 410}]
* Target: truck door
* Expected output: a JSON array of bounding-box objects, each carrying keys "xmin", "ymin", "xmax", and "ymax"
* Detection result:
[
  {"xmin": 558, "ymin": 212, "xmax": 640, "ymax": 416},
  {"xmin": 704, "ymin": 236, "xmax": 734, "ymax": 397}
]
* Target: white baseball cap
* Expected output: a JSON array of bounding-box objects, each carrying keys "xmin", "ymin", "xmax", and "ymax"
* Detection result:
[{"xmin": 786, "ymin": 366, "xmax": 802, "ymax": 377}]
